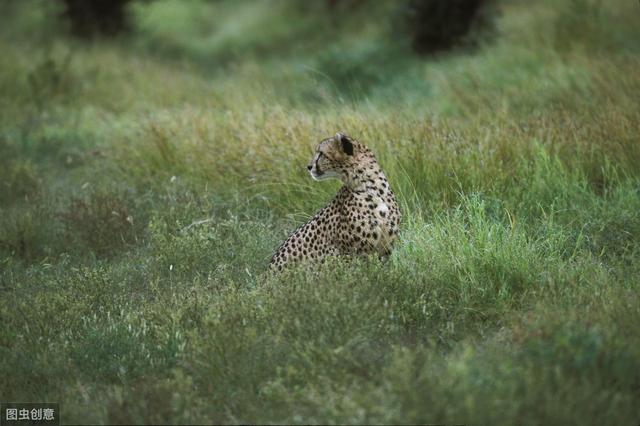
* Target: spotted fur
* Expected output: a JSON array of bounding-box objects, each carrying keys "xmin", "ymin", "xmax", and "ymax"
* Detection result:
[{"xmin": 270, "ymin": 132, "xmax": 401, "ymax": 271}]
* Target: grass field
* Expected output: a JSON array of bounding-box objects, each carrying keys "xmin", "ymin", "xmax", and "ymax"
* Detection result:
[{"xmin": 1, "ymin": 0, "xmax": 639, "ymax": 423}]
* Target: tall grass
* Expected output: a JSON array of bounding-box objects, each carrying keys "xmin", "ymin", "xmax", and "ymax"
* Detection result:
[{"xmin": 1, "ymin": 0, "xmax": 639, "ymax": 423}]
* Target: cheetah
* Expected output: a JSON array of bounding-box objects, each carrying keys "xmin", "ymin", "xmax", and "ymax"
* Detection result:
[{"xmin": 270, "ymin": 132, "xmax": 401, "ymax": 271}]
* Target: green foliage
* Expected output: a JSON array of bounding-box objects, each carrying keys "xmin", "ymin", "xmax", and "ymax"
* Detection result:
[
  {"xmin": 0, "ymin": 136, "xmax": 40, "ymax": 205},
  {"xmin": 0, "ymin": 160, "xmax": 40, "ymax": 205},
  {"xmin": 1, "ymin": 0, "xmax": 639, "ymax": 424},
  {"xmin": 0, "ymin": 203, "xmax": 51, "ymax": 261},
  {"xmin": 553, "ymin": 0, "xmax": 640, "ymax": 53},
  {"xmin": 313, "ymin": 41, "xmax": 402, "ymax": 98},
  {"xmin": 60, "ymin": 190, "xmax": 143, "ymax": 257}
]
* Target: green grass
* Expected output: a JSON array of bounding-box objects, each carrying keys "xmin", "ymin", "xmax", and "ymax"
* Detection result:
[{"xmin": 1, "ymin": 0, "xmax": 639, "ymax": 424}]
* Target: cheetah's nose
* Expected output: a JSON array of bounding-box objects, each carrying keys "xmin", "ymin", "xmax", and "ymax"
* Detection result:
[{"xmin": 307, "ymin": 165, "xmax": 312, "ymax": 171}]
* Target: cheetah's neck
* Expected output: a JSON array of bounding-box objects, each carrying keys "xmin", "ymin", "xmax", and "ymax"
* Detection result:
[{"xmin": 344, "ymin": 158, "xmax": 389, "ymax": 194}]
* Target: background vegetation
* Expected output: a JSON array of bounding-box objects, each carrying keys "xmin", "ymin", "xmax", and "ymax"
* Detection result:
[{"xmin": 1, "ymin": 0, "xmax": 639, "ymax": 423}]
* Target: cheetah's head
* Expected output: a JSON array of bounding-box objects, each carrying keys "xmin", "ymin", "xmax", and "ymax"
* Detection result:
[{"xmin": 307, "ymin": 132, "xmax": 358, "ymax": 183}]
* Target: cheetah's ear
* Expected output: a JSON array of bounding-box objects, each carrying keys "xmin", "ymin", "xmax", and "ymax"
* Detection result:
[{"xmin": 336, "ymin": 132, "xmax": 354, "ymax": 156}]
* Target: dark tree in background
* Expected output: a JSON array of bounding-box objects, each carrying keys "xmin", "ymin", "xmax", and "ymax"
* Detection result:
[
  {"xmin": 320, "ymin": 0, "xmax": 495, "ymax": 55},
  {"xmin": 61, "ymin": 0, "xmax": 133, "ymax": 37},
  {"xmin": 58, "ymin": 0, "xmax": 494, "ymax": 51},
  {"xmin": 405, "ymin": 0, "xmax": 494, "ymax": 54}
]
